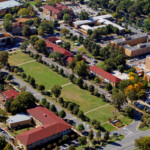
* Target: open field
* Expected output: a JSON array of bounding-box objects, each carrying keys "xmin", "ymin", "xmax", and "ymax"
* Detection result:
[
  {"xmin": 101, "ymin": 122, "xmax": 117, "ymax": 131},
  {"xmin": 20, "ymin": 61, "xmax": 70, "ymax": 90},
  {"xmin": 8, "ymin": 51, "xmax": 133, "ymax": 129},
  {"xmin": 9, "ymin": 51, "xmax": 33, "ymax": 66},
  {"xmin": 61, "ymin": 84, "xmax": 106, "ymax": 112}
]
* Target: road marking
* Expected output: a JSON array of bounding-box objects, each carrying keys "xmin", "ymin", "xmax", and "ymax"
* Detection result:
[
  {"xmin": 123, "ymin": 127, "xmax": 134, "ymax": 137},
  {"xmin": 61, "ymin": 82, "xmax": 72, "ymax": 87},
  {"xmin": 17, "ymin": 60, "xmax": 36, "ymax": 66},
  {"xmin": 84, "ymin": 104, "xmax": 109, "ymax": 115}
]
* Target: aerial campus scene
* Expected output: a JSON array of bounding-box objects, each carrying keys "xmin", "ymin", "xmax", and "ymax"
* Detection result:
[{"xmin": 0, "ymin": 0, "xmax": 150, "ymax": 150}]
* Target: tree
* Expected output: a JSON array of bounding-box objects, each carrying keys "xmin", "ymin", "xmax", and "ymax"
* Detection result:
[
  {"xmin": 29, "ymin": 77, "xmax": 35, "ymax": 86},
  {"xmin": 53, "ymin": 20, "xmax": 59, "ymax": 27},
  {"xmin": 144, "ymin": 19, "xmax": 150, "ymax": 31},
  {"xmin": 20, "ymin": 41, "xmax": 28, "ymax": 52},
  {"xmin": 96, "ymin": 130, "xmax": 101, "ymax": 140},
  {"xmin": 22, "ymin": 25, "xmax": 31, "ymax": 38},
  {"xmin": 104, "ymin": 131, "xmax": 110, "ymax": 141},
  {"xmin": 3, "ymin": 20, "xmax": 12, "ymax": 32},
  {"xmin": 105, "ymin": 83, "xmax": 112, "ymax": 91},
  {"xmin": 62, "ymin": 135, "xmax": 69, "ymax": 142},
  {"xmin": 50, "ymin": 104, "xmax": 57, "ymax": 112},
  {"xmin": 35, "ymin": 39, "xmax": 47, "ymax": 55},
  {"xmin": 88, "ymin": 85, "xmax": 94, "ymax": 93},
  {"xmin": 6, "ymin": 74, "xmax": 12, "ymax": 80},
  {"xmin": 79, "ymin": 11, "xmax": 89, "ymax": 20},
  {"xmin": 74, "ymin": 60, "xmax": 88, "ymax": 77},
  {"xmin": 60, "ymin": 28, "xmax": 69, "ymax": 36},
  {"xmin": 88, "ymin": 130, "xmax": 94, "ymax": 140},
  {"xmin": 4, "ymin": 13, "xmax": 13, "ymax": 21},
  {"xmin": 3, "ymin": 143, "xmax": 13, "ymax": 150},
  {"xmin": 30, "ymin": 35, "xmax": 39, "ymax": 47},
  {"xmin": 75, "ymin": 53, "xmax": 82, "ymax": 61},
  {"xmin": 77, "ymin": 110, "xmax": 84, "ymax": 119},
  {"xmin": 68, "ymin": 144, "xmax": 76, "ymax": 150},
  {"xmin": 76, "ymin": 77, "xmax": 83, "ymax": 88},
  {"xmin": 38, "ymin": 85, "xmax": 45, "ymax": 91},
  {"xmin": 0, "ymin": 136, "xmax": 7, "ymax": 149},
  {"xmin": 10, "ymin": 92, "xmax": 37, "ymax": 114},
  {"xmin": 78, "ymin": 124, "xmax": 85, "ymax": 132},
  {"xmin": 78, "ymin": 136, "xmax": 87, "ymax": 145},
  {"xmin": 58, "ymin": 97, "xmax": 64, "ymax": 104},
  {"xmin": 63, "ymin": 42, "xmax": 71, "ymax": 51},
  {"xmin": 94, "ymin": 77, "xmax": 100, "ymax": 84},
  {"xmin": 87, "ymin": 29, "xmax": 93, "ymax": 36},
  {"xmin": 49, "ymin": 51, "xmax": 64, "ymax": 64},
  {"xmin": 51, "ymin": 85, "xmax": 62, "ymax": 99},
  {"xmin": 39, "ymin": 21, "xmax": 54, "ymax": 34},
  {"xmin": 79, "ymin": 0, "xmax": 84, "ymax": 4},
  {"xmin": 21, "ymin": 73, "xmax": 26, "ymax": 79},
  {"xmin": 112, "ymin": 92, "xmax": 127, "ymax": 111},
  {"xmin": 0, "ymin": 51, "xmax": 8, "ymax": 68},
  {"xmin": 135, "ymin": 136, "xmax": 150, "ymax": 150},
  {"xmin": 58, "ymin": 110, "xmax": 66, "ymax": 118},
  {"xmin": 34, "ymin": 17, "xmax": 41, "ymax": 27},
  {"xmin": 63, "ymin": 14, "xmax": 70, "ymax": 23}
]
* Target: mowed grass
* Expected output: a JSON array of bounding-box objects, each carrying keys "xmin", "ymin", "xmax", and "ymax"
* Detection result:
[
  {"xmin": 20, "ymin": 61, "xmax": 70, "ymax": 90},
  {"xmin": 61, "ymin": 84, "xmax": 106, "ymax": 112},
  {"xmin": 101, "ymin": 122, "xmax": 117, "ymax": 132},
  {"xmin": 9, "ymin": 51, "xmax": 33, "ymax": 66},
  {"xmin": 86, "ymin": 105, "xmax": 120, "ymax": 123},
  {"xmin": 29, "ymin": 1, "xmax": 36, "ymax": 6}
]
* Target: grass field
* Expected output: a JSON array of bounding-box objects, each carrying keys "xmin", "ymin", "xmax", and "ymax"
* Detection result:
[
  {"xmin": 29, "ymin": 1, "xmax": 36, "ymax": 6},
  {"xmin": 101, "ymin": 122, "xmax": 117, "ymax": 131},
  {"xmin": 8, "ymin": 51, "xmax": 133, "ymax": 130},
  {"xmin": 61, "ymin": 84, "xmax": 106, "ymax": 112},
  {"xmin": 9, "ymin": 51, "xmax": 33, "ymax": 66},
  {"xmin": 20, "ymin": 61, "xmax": 70, "ymax": 90},
  {"xmin": 78, "ymin": 47, "xmax": 94, "ymax": 58}
]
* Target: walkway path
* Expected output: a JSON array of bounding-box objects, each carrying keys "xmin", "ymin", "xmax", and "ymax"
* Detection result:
[
  {"xmin": 17, "ymin": 60, "xmax": 36, "ymax": 66},
  {"xmin": 84, "ymin": 104, "xmax": 109, "ymax": 115},
  {"xmin": 61, "ymin": 82, "xmax": 72, "ymax": 87}
]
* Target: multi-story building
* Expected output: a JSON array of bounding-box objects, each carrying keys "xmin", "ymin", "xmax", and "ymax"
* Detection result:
[
  {"xmin": 111, "ymin": 33, "xmax": 150, "ymax": 57},
  {"xmin": 16, "ymin": 106, "xmax": 71, "ymax": 150},
  {"xmin": 0, "ymin": 0, "xmax": 22, "ymax": 12},
  {"xmin": 89, "ymin": 65, "xmax": 121, "ymax": 87},
  {"xmin": 43, "ymin": 3, "xmax": 73, "ymax": 19},
  {"xmin": 0, "ymin": 31, "xmax": 13, "ymax": 47}
]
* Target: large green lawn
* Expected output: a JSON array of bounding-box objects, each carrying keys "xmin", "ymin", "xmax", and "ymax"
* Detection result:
[
  {"xmin": 8, "ymin": 51, "xmax": 133, "ymax": 129},
  {"xmin": 9, "ymin": 51, "xmax": 33, "ymax": 66},
  {"xmin": 61, "ymin": 84, "xmax": 106, "ymax": 112},
  {"xmin": 21, "ymin": 61, "xmax": 70, "ymax": 90}
]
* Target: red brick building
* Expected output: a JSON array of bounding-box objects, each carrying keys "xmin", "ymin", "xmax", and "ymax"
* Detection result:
[
  {"xmin": 43, "ymin": 3, "xmax": 73, "ymax": 19},
  {"xmin": 16, "ymin": 106, "xmax": 71, "ymax": 150},
  {"xmin": 89, "ymin": 65, "xmax": 121, "ymax": 86}
]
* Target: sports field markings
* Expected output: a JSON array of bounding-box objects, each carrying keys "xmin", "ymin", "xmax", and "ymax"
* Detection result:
[
  {"xmin": 17, "ymin": 60, "xmax": 36, "ymax": 66},
  {"xmin": 84, "ymin": 103, "xmax": 109, "ymax": 115}
]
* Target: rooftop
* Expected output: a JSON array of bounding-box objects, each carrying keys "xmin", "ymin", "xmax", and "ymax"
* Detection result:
[
  {"xmin": 2, "ymin": 89, "xmax": 19, "ymax": 100},
  {"xmin": 89, "ymin": 65, "xmax": 121, "ymax": 84},
  {"xmin": 46, "ymin": 41, "xmax": 73, "ymax": 57},
  {"xmin": 0, "ymin": 31, "xmax": 13, "ymax": 39},
  {"xmin": 16, "ymin": 106, "xmax": 71, "ymax": 146},
  {"xmin": 124, "ymin": 42, "xmax": 150, "ymax": 51},
  {"xmin": 7, "ymin": 113, "xmax": 32, "ymax": 124},
  {"xmin": 0, "ymin": 0, "xmax": 22, "ymax": 10}
]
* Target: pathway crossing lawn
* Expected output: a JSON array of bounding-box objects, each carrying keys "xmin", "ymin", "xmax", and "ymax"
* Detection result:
[
  {"xmin": 61, "ymin": 84, "xmax": 107, "ymax": 112},
  {"xmin": 101, "ymin": 122, "xmax": 117, "ymax": 132},
  {"xmin": 86, "ymin": 105, "xmax": 120, "ymax": 123},
  {"xmin": 20, "ymin": 61, "xmax": 70, "ymax": 90},
  {"xmin": 9, "ymin": 51, "xmax": 33, "ymax": 66}
]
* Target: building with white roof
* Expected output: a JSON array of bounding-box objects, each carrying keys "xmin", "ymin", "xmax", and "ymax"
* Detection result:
[
  {"xmin": 73, "ymin": 14, "xmax": 125, "ymax": 33},
  {"xmin": 6, "ymin": 113, "xmax": 32, "ymax": 128},
  {"xmin": 0, "ymin": 0, "xmax": 22, "ymax": 11}
]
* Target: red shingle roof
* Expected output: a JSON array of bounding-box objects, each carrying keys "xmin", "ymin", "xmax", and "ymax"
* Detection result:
[
  {"xmin": 16, "ymin": 106, "xmax": 71, "ymax": 146},
  {"xmin": 89, "ymin": 65, "xmax": 121, "ymax": 84},
  {"xmin": 43, "ymin": 5, "xmax": 61, "ymax": 14},
  {"xmin": 46, "ymin": 41, "xmax": 73, "ymax": 57},
  {"xmin": 2, "ymin": 89, "xmax": 19, "ymax": 100},
  {"xmin": 66, "ymin": 56, "xmax": 74, "ymax": 64},
  {"xmin": 46, "ymin": 36, "xmax": 59, "ymax": 43}
]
